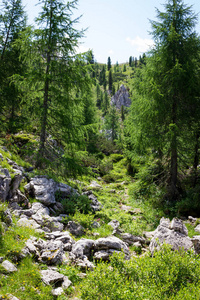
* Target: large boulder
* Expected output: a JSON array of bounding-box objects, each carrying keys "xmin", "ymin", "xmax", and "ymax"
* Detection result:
[
  {"xmin": 0, "ymin": 168, "xmax": 11, "ymax": 202},
  {"xmin": 149, "ymin": 217, "xmax": 193, "ymax": 254},
  {"xmin": 111, "ymin": 84, "xmax": 131, "ymax": 109},
  {"xmin": 94, "ymin": 236, "xmax": 130, "ymax": 260},
  {"xmin": 24, "ymin": 176, "xmax": 77, "ymax": 207}
]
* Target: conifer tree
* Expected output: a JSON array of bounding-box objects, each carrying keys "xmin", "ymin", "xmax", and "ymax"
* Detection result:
[
  {"xmin": 126, "ymin": 0, "xmax": 200, "ymax": 200},
  {"xmin": 107, "ymin": 56, "xmax": 111, "ymax": 70},
  {"xmin": 0, "ymin": 0, "xmax": 26, "ymax": 132},
  {"xmin": 18, "ymin": 0, "xmax": 93, "ymax": 168},
  {"xmin": 108, "ymin": 69, "xmax": 113, "ymax": 92}
]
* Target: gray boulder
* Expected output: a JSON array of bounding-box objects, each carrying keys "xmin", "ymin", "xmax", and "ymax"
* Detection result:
[
  {"xmin": 149, "ymin": 217, "xmax": 193, "ymax": 254},
  {"xmin": 191, "ymin": 236, "xmax": 200, "ymax": 254},
  {"xmin": 52, "ymin": 287, "xmax": 64, "ymax": 296},
  {"xmin": 94, "ymin": 236, "xmax": 130, "ymax": 259},
  {"xmin": 120, "ymin": 233, "xmax": 146, "ymax": 246},
  {"xmin": 17, "ymin": 217, "xmax": 41, "ymax": 229},
  {"xmin": 0, "ymin": 168, "xmax": 11, "ymax": 201},
  {"xmin": 66, "ymin": 221, "xmax": 85, "ymax": 236},
  {"xmin": 24, "ymin": 176, "xmax": 57, "ymax": 206},
  {"xmin": 40, "ymin": 269, "xmax": 64, "ymax": 285},
  {"xmin": 70, "ymin": 239, "xmax": 94, "ymax": 259},
  {"xmin": 24, "ymin": 176, "xmax": 77, "ymax": 207},
  {"xmin": 111, "ymin": 84, "xmax": 131, "ymax": 109},
  {"xmin": 1, "ymin": 260, "xmax": 17, "ymax": 273},
  {"xmin": 94, "ymin": 249, "xmax": 121, "ymax": 261}
]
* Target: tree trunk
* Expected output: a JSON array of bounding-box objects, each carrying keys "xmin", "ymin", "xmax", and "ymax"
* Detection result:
[
  {"xmin": 193, "ymin": 129, "xmax": 200, "ymax": 186},
  {"xmin": 36, "ymin": 2, "xmax": 53, "ymax": 167},
  {"xmin": 169, "ymin": 96, "xmax": 178, "ymax": 200}
]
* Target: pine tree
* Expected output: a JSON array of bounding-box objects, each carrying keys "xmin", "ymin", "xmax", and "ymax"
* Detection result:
[
  {"xmin": 107, "ymin": 56, "xmax": 111, "ymax": 70},
  {"xmin": 18, "ymin": 0, "xmax": 93, "ymax": 168},
  {"xmin": 104, "ymin": 105, "xmax": 120, "ymax": 143},
  {"xmin": 126, "ymin": 0, "xmax": 200, "ymax": 200},
  {"xmin": 108, "ymin": 69, "xmax": 113, "ymax": 92},
  {"xmin": 129, "ymin": 56, "xmax": 132, "ymax": 67},
  {"xmin": 0, "ymin": 0, "xmax": 26, "ymax": 132}
]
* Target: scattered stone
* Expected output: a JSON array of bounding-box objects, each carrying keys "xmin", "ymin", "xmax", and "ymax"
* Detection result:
[
  {"xmin": 40, "ymin": 269, "xmax": 64, "ymax": 285},
  {"xmin": 188, "ymin": 216, "xmax": 197, "ymax": 223},
  {"xmin": 17, "ymin": 217, "xmax": 40, "ymax": 229},
  {"xmin": 121, "ymin": 233, "xmax": 146, "ymax": 246},
  {"xmin": 5, "ymin": 295, "xmax": 20, "ymax": 300},
  {"xmin": 149, "ymin": 218, "xmax": 193, "ymax": 254},
  {"xmin": 89, "ymin": 181, "xmax": 102, "ymax": 189},
  {"xmin": 92, "ymin": 221, "xmax": 100, "ymax": 228},
  {"xmin": 94, "ymin": 236, "xmax": 130, "ymax": 260},
  {"xmin": 66, "ymin": 221, "xmax": 85, "ymax": 236},
  {"xmin": 195, "ymin": 224, "xmax": 200, "ymax": 233},
  {"xmin": 94, "ymin": 249, "xmax": 121, "ymax": 261},
  {"xmin": 108, "ymin": 220, "xmax": 120, "ymax": 230},
  {"xmin": 1, "ymin": 260, "xmax": 17, "ymax": 273},
  {"xmin": 70, "ymin": 239, "xmax": 94, "ymax": 259},
  {"xmin": 62, "ymin": 276, "xmax": 72, "ymax": 290},
  {"xmin": 52, "ymin": 287, "xmax": 64, "ymax": 296},
  {"xmin": 191, "ymin": 236, "xmax": 200, "ymax": 254}
]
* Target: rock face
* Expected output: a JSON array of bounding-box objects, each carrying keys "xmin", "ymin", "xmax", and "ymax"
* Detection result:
[
  {"xmin": 111, "ymin": 84, "xmax": 131, "ymax": 109},
  {"xmin": 24, "ymin": 176, "xmax": 77, "ymax": 206},
  {"xmin": 149, "ymin": 217, "xmax": 193, "ymax": 254}
]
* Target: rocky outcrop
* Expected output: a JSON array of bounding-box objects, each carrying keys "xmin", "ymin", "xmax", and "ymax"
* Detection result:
[
  {"xmin": 111, "ymin": 84, "xmax": 131, "ymax": 109},
  {"xmin": 149, "ymin": 217, "xmax": 193, "ymax": 254}
]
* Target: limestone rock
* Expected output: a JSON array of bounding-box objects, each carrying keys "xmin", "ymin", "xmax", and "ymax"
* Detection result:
[
  {"xmin": 195, "ymin": 224, "xmax": 200, "ymax": 233},
  {"xmin": 40, "ymin": 269, "xmax": 64, "ymax": 285},
  {"xmin": 191, "ymin": 236, "xmax": 200, "ymax": 254},
  {"xmin": 52, "ymin": 287, "xmax": 64, "ymax": 296},
  {"xmin": 0, "ymin": 168, "xmax": 11, "ymax": 201},
  {"xmin": 111, "ymin": 84, "xmax": 131, "ymax": 109},
  {"xmin": 94, "ymin": 236, "xmax": 130, "ymax": 259},
  {"xmin": 94, "ymin": 249, "xmax": 121, "ymax": 261},
  {"xmin": 66, "ymin": 221, "xmax": 85, "ymax": 236},
  {"xmin": 70, "ymin": 239, "xmax": 94, "ymax": 259},
  {"xmin": 62, "ymin": 276, "xmax": 72, "ymax": 290},
  {"xmin": 1, "ymin": 260, "xmax": 17, "ymax": 273},
  {"xmin": 24, "ymin": 176, "xmax": 77, "ymax": 207},
  {"xmin": 17, "ymin": 217, "xmax": 40, "ymax": 229},
  {"xmin": 149, "ymin": 218, "xmax": 193, "ymax": 254},
  {"xmin": 120, "ymin": 233, "xmax": 146, "ymax": 246}
]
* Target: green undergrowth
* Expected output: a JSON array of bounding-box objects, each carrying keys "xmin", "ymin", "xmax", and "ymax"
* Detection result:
[{"xmin": 79, "ymin": 245, "xmax": 200, "ymax": 300}]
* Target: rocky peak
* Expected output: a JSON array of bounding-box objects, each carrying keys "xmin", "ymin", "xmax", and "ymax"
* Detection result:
[{"xmin": 111, "ymin": 84, "xmax": 131, "ymax": 109}]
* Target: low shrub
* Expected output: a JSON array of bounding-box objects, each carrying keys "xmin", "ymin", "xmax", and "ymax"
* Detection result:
[
  {"xmin": 61, "ymin": 194, "xmax": 92, "ymax": 215},
  {"xmin": 80, "ymin": 245, "xmax": 200, "ymax": 299}
]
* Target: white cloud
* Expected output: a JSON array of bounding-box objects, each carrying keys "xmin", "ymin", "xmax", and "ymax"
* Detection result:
[
  {"xmin": 108, "ymin": 49, "xmax": 114, "ymax": 55},
  {"xmin": 75, "ymin": 45, "xmax": 91, "ymax": 54},
  {"xmin": 126, "ymin": 36, "xmax": 154, "ymax": 53}
]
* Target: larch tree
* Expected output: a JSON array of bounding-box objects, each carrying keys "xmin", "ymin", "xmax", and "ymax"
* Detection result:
[
  {"xmin": 17, "ymin": 0, "xmax": 93, "ymax": 169},
  {"xmin": 0, "ymin": 0, "xmax": 26, "ymax": 132},
  {"xmin": 126, "ymin": 0, "xmax": 200, "ymax": 200}
]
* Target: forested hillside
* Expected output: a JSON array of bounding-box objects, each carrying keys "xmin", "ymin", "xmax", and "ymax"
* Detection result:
[{"xmin": 1, "ymin": 0, "xmax": 200, "ymax": 299}]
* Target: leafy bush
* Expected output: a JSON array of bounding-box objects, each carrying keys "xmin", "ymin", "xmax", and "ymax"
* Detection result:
[
  {"xmin": 80, "ymin": 245, "xmax": 200, "ymax": 299},
  {"xmin": 110, "ymin": 153, "xmax": 123, "ymax": 163},
  {"xmin": 62, "ymin": 211, "xmax": 94, "ymax": 230},
  {"xmin": 61, "ymin": 194, "xmax": 92, "ymax": 215}
]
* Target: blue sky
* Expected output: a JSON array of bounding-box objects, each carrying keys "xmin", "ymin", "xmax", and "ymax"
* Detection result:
[{"xmin": 22, "ymin": 0, "xmax": 200, "ymax": 64}]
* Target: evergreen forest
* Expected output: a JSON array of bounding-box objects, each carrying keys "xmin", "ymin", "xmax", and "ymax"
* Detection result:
[{"xmin": 1, "ymin": 0, "xmax": 200, "ymax": 299}]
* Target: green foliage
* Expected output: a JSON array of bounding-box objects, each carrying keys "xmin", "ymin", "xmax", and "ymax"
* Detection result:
[
  {"xmin": 0, "ymin": 257, "xmax": 53, "ymax": 299},
  {"xmin": 63, "ymin": 211, "xmax": 94, "ymax": 230},
  {"xmin": 60, "ymin": 193, "xmax": 92, "ymax": 215},
  {"xmin": 80, "ymin": 245, "xmax": 200, "ymax": 299}
]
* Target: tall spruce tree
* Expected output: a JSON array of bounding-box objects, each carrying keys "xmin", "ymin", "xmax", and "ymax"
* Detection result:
[
  {"xmin": 108, "ymin": 69, "xmax": 113, "ymax": 92},
  {"xmin": 0, "ymin": 0, "xmax": 26, "ymax": 132},
  {"xmin": 17, "ymin": 0, "xmax": 93, "ymax": 169},
  {"xmin": 107, "ymin": 56, "xmax": 111, "ymax": 70},
  {"xmin": 126, "ymin": 0, "xmax": 200, "ymax": 200}
]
